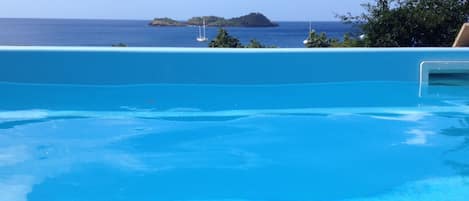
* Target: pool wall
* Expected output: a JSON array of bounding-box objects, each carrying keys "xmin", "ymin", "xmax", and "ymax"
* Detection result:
[{"xmin": 1, "ymin": 46, "xmax": 469, "ymax": 85}]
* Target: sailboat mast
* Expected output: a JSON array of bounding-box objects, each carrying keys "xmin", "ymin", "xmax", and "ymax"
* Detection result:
[
  {"xmin": 196, "ymin": 17, "xmax": 208, "ymax": 42},
  {"xmin": 203, "ymin": 18, "xmax": 206, "ymax": 38},
  {"xmin": 198, "ymin": 25, "xmax": 202, "ymax": 38},
  {"xmin": 303, "ymin": 21, "xmax": 312, "ymax": 45}
]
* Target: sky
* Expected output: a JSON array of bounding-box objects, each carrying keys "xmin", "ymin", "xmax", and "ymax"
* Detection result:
[{"xmin": 0, "ymin": 0, "xmax": 367, "ymax": 21}]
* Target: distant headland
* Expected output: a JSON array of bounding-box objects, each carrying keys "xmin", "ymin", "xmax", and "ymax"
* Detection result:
[{"xmin": 149, "ymin": 12, "xmax": 278, "ymax": 27}]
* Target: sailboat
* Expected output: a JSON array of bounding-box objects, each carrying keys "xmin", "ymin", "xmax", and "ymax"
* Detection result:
[
  {"xmin": 197, "ymin": 18, "xmax": 208, "ymax": 42},
  {"xmin": 303, "ymin": 21, "xmax": 313, "ymax": 44}
]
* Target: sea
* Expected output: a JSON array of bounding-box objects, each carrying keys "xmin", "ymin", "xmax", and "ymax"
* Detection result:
[{"xmin": 0, "ymin": 18, "xmax": 356, "ymax": 48}]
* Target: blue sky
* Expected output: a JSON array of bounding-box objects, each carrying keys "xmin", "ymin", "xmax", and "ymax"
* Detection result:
[{"xmin": 0, "ymin": 0, "xmax": 367, "ymax": 21}]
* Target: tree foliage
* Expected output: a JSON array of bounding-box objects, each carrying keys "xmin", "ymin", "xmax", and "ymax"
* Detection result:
[
  {"xmin": 245, "ymin": 39, "xmax": 266, "ymax": 48},
  {"xmin": 332, "ymin": 34, "xmax": 365, "ymax": 47},
  {"xmin": 209, "ymin": 29, "xmax": 275, "ymax": 48},
  {"xmin": 304, "ymin": 31, "xmax": 338, "ymax": 47},
  {"xmin": 339, "ymin": 0, "xmax": 469, "ymax": 47},
  {"xmin": 209, "ymin": 29, "xmax": 243, "ymax": 48}
]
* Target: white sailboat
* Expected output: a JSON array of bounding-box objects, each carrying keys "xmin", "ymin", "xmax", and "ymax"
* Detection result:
[
  {"xmin": 197, "ymin": 18, "xmax": 208, "ymax": 42},
  {"xmin": 303, "ymin": 21, "xmax": 313, "ymax": 44}
]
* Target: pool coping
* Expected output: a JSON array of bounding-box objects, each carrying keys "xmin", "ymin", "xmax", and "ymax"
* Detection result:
[{"xmin": 1, "ymin": 46, "xmax": 469, "ymax": 53}]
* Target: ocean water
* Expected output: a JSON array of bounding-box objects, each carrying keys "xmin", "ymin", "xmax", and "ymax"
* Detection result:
[
  {"xmin": 0, "ymin": 18, "xmax": 354, "ymax": 48},
  {"xmin": 1, "ymin": 81, "xmax": 469, "ymax": 201}
]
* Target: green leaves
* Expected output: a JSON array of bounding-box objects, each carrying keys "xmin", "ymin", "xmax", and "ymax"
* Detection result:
[
  {"xmin": 304, "ymin": 31, "xmax": 337, "ymax": 48},
  {"xmin": 208, "ymin": 29, "xmax": 243, "ymax": 48},
  {"xmin": 245, "ymin": 39, "xmax": 266, "ymax": 48},
  {"xmin": 345, "ymin": 0, "xmax": 469, "ymax": 47},
  {"xmin": 208, "ymin": 29, "xmax": 275, "ymax": 48}
]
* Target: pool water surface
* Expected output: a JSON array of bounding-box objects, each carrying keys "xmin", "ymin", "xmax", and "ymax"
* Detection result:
[{"xmin": 1, "ymin": 81, "xmax": 469, "ymax": 201}]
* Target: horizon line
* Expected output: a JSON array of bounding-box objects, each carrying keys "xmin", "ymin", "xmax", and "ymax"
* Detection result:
[{"xmin": 0, "ymin": 17, "xmax": 343, "ymax": 23}]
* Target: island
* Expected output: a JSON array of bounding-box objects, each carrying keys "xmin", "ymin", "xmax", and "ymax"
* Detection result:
[
  {"xmin": 149, "ymin": 12, "xmax": 278, "ymax": 27},
  {"xmin": 149, "ymin": 17, "xmax": 185, "ymax": 26}
]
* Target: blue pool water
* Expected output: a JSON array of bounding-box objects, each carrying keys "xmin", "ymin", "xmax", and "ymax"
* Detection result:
[{"xmin": 1, "ymin": 81, "xmax": 469, "ymax": 201}]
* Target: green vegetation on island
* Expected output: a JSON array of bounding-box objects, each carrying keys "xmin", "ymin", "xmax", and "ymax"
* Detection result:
[
  {"xmin": 187, "ymin": 16, "xmax": 226, "ymax": 26},
  {"xmin": 188, "ymin": 13, "xmax": 278, "ymax": 27},
  {"xmin": 149, "ymin": 17, "xmax": 185, "ymax": 26},
  {"xmin": 150, "ymin": 12, "xmax": 278, "ymax": 27}
]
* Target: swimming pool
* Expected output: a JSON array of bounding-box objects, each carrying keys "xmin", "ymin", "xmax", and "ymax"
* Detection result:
[{"xmin": 1, "ymin": 47, "xmax": 469, "ymax": 201}]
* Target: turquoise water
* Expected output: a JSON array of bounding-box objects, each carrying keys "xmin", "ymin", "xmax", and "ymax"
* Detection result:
[{"xmin": 1, "ymin": 82, "xmax": 469, "ymax": 201}]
